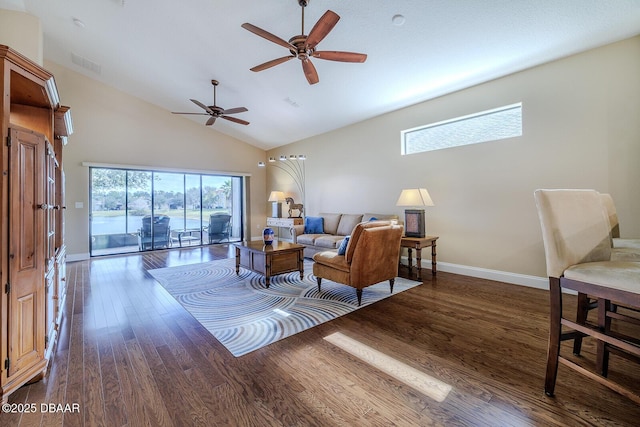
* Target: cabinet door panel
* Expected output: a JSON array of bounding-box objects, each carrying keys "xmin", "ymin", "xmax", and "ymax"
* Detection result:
[{"xmin": 8, "ymin": 128, "xmax": 46, "ymax": 376}]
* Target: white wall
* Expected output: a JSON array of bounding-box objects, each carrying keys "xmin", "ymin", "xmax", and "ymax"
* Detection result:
[
  {"xmin": 268, "ymin": 36, "xmax": 640, "ymax": 280},
  {"xmin": 46, "ymin": 62, "xmax": 267, "ymax": 259}
]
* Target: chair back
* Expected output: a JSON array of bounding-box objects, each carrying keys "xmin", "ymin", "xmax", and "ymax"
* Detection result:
[
  {"xmin": 346, "ymin": 221, "xmax": 404, "ymax": 286},
  {"xmin": 600, "ymin": 193, "xmax": 620, "ymax": 238},
  {"xmin": 141, "ymin": 215, "xmax": 170, "ymax": 237},
  {"xmin": 534, "ymin": 189, "xmax": 611, "ymax": 278},
  {"xmin": 209, "ymin": 214, "xmax": 231, "ymax": 232},
  {"xmin": 208, "ymin": 213, "xmax": 231, "ymax": 243}
]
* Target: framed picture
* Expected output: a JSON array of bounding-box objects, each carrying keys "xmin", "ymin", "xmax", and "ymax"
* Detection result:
[{"xmin": 404, "ymin": 209, "xmax": 425, "ymax": 237}]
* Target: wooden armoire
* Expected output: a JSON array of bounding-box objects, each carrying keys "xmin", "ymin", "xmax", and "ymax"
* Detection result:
[{"xmin": 0, "ymin": 45, "xmax": 72, "ymax": 403}]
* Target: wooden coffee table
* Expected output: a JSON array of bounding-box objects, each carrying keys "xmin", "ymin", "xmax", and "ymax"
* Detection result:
[{"xmin": 233, "ymin": 240, "xmax": 305, "ymax": 288}]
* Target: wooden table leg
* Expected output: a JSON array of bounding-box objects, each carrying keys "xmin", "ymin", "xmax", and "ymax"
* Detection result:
[
  {"xmin": 298, "ymin": 250, "xmax": 304, "ymax": 279},
  {"xmin": 431, "ymin": 242, "xmax": 437, "ymax": 276},
  {"xmin": 265, "ymin": 253, "xmax": 272, "ymax": 288},
  {"xmin": 416, "ymin": 247, "xmax": 422, "ymax": 280},
  {"xmin": 407, "ymin": 248, "xmax": 413, "ymax": 274}
]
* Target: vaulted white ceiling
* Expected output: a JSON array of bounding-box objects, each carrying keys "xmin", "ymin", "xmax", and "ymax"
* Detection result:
[{"xmin": 3, "ymin": 0, "xmax": 640, "ymax": 149}]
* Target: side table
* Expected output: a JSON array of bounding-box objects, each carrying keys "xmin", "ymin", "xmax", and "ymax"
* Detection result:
[
  {"xmin": 266, "ymin": 217, "xmax": 303, "ymax": 241},
  {"xmin": 400, "ymin": 236, "xmax": 439, "ymax": 280}
]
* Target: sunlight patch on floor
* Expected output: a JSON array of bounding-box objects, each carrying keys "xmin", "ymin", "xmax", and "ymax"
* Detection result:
[{"xmin": 324, "ymin": 332, "xmax": 452, "ymax": 403}]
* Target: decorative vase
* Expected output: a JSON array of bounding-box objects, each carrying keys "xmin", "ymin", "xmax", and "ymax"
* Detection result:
[{"xmin": 263, "ymin": 227, "xmax": 275, "ymax": 245}]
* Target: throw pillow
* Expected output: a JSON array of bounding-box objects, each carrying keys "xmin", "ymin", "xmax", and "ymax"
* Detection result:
[
  {"xmin": 369, "ymin": 217, "xmax": 377, "ymax": 221},
  {"xmin": 337, "ymin": 236, "xmax": 350, "ymax": 255},
  {"xmin": 304, "ymin": 216, "xmax": 324, "ymax": 234}
]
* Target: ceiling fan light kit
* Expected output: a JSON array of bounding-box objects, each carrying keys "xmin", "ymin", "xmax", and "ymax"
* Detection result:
[
  {"xmin": 171, "ymin": 79, "xmax": 249, "ymax": 126},
  {"xmin": 242, "ymin": 0, "xmax": 367, "ymax": 85}
]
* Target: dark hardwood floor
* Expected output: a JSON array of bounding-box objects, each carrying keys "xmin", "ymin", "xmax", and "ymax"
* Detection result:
[{"xmin": 2, "ymin": 245, "xmax": 639, "ymax": 426}]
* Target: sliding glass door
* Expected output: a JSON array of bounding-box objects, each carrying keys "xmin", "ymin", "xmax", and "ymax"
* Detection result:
[{"xmin": 90, "ymin": 167, "xmax": 243, "ymax": 256}]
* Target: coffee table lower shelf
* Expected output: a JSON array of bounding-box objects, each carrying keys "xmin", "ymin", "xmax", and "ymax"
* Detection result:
[{"xmin": 233, "ymin": 241, "xmax": 305, "ymax": 288}]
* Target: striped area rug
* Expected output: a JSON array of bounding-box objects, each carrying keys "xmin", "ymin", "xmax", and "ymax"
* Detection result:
[{"xmin": 148, "ymin": 257, "xmax": 421, "ymax": 357}]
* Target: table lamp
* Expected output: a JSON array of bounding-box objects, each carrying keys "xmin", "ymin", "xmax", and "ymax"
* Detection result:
[
  {"xmin": 396, "ymin": 188, "xmax": 434, "ymax": 237},
  {"xmin": 268, "ymin": 191, "xmax": 285, "ymax": 218}
]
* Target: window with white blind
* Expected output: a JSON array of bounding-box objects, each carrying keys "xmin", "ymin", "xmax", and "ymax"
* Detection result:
[{"xmin": 401, "ymin": 103, "xmax": 522, "ymax": 155}]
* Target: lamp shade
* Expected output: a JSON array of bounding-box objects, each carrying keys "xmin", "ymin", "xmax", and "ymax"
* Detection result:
[
  {"xmin": 396, "ymin": 188, "xmax": 434, "ymax": 207},
  {"xmin": 268, "ymin": 191, "xmax": 285, "ymax": 202}
]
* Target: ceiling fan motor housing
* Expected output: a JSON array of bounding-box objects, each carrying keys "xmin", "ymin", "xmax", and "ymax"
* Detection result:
[{"xmin": 289, "ymin": 35, "xmax": 312, "ymax": 59}]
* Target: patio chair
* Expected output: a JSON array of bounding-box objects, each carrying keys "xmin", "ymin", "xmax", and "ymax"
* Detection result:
[
  {"xmin": 208, "ymin": 213, "xmax": 231, "ymax": 243},
  {"xmin": 138, "ymin": 215, "xmax": 171, "ymax": 250}
]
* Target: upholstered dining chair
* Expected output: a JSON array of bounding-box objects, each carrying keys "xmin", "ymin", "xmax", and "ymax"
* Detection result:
[
  {"xmin": 312, "ymin": 221, "xmax": 403, "ymax": 306},
  {"xmin": 600, "ymin": 193, "xmax": 640, "ymax": 251},
  {"xmin": 534, "ymin": 189, "xmax": 640, "ymax": 403}
]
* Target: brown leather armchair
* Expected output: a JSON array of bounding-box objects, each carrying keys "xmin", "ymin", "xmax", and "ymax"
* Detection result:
[{"xmin": 312, "ymin": 221, "xmax": 404, "ymax": 305}]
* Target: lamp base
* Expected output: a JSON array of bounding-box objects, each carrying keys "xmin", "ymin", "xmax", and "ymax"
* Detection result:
[
  {"xmin": 404, "ymin": 209, "xmax": 425, "ymax": 238},
  {"xmin": 271, "ymin": 202, "xmax": 282, "ymax": 218}
]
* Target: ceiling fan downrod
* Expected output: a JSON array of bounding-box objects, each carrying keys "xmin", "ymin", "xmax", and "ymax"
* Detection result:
[{"xmin": 211, "ymin": 79, "xmax": 218, "ymax": 106}]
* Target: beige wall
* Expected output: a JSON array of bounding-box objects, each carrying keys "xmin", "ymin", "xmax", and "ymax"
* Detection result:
[
  {"xmin": 0, "ymin": 9, "xmax": 42, "ymax": 65},
  {"xmin": 268, "ymin": 36, "xmax": 640, "ymax": 279},
  {"xmin": 45, "ymin": 62, "xmax": 267, "ymax": 259}
]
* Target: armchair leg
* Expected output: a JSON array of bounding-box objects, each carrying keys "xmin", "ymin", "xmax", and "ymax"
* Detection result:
[
  {"xmin": 316, "ymin": 277, "xmax": 322, "ymax": 292},
  {"xmin": 356, "ymin": 289, "xmax": 363, "ymax": 306},
  {"xmin": 389, "ymin": 278, "xmax": 395, "ymax": 293}
]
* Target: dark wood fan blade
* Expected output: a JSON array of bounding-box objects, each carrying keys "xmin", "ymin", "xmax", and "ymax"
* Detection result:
[
  {"xmin": 221, "ymin": 115, "xmax": 250, "ymax": 126},
  {"xmin": 250, "ymin": 55, "xmax": 295, "ymax": 72},
  {"xmin": 302, "ymin": 58, "xmax": 319, "ymax": 85},
  {"xmin": 206, "ymin": 116, "xmax": 216, "ymax": 126},
  {"xmin": 242, "ymin": 23, "xmax": 295, "ymax": 50},
  {"xmin": 313, "ymin": 51, "xmax": 367, "ymax": 63},
  {"xmin": 171, "ymin": 112, "xmax": 209, "ymax": 115},
  {"xmin": 190, "ymin": 99, "xmax": 214, "ymax": 114},
  {"xmin": 306, "ymin": 10, "xmax": 340, "ymax": 49},
  {"xmin": 222, "ymin": 107, "xmax": 248, "ymax": 115}
]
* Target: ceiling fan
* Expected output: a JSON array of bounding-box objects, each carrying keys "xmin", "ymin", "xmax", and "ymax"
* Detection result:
[
  {"xmin": 171, "ymin": 80, "xmax": 249, "ymax": 126},
  {"xmin": 242, "ymin": 0, "xmax": 367, "ymax": 85}
]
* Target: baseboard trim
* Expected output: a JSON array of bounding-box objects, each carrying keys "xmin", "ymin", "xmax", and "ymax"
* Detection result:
[{"xmin": 402, "ymin": 256, "xmax": 548, "ymax": 290}]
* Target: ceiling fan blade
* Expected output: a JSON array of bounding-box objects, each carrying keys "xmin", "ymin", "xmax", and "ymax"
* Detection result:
[
  {"xmin": 221, "ymin": 115, "xmax": 250, "ymax": 126},
  {"xmin": 250, "ymin": 55, "xmax": 295, "ymax": 72},
  {"xmin": 241, "ymin": 23, "xmax": 295, "ymax": 50},
  {"xmin": 313, "ymin": 51, "xmax": 367, "ymax": 63},
  {"xmin": 190, "ymin": 99, "xmax": 214, "ymax": 114},
  {"xmin": 306, "ymin": 10, "xmax": 340, "ymax": 49},
  {"xmin": 205, "ymin": 116, "xmax": 216, "ymax": 126},
  {"xmin": 222, "ymin": 107, "xmax": 248, "ymax": 115},
  {"xmin": 302, "ymin": 58, "xmax": 319, "ymax": 85},
  {"xmin": 171, "ymin": 112, "xmax": 209, "ymax": 115}
]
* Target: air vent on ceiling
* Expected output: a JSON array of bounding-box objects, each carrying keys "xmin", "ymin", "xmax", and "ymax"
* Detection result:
[{"xmin": 71, "ymin": 52, "xmax": 102, "ymax": 74}]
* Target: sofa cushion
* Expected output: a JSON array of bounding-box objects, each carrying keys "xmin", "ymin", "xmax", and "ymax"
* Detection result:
[
  {"xmin": 297, "ymin": 234, "xmax": 323, "ymax": 245},
  {"xmin": 304, "ymin": 216, "xmax": 324, "ymax": 234},
  {"xmin": 337, "ymin": 214, "xmax": 363, "ymax": 236},
  {"xmin": 314, "ymin": 235, "xmax": 345, "ymax": 249},
  {"xmin": 337, "ymin": 236, "xmax": 350, "ymax": 255},
  {"xmin": 319, "ymin": 213, "xmax": 342, "ymax": 235}
]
